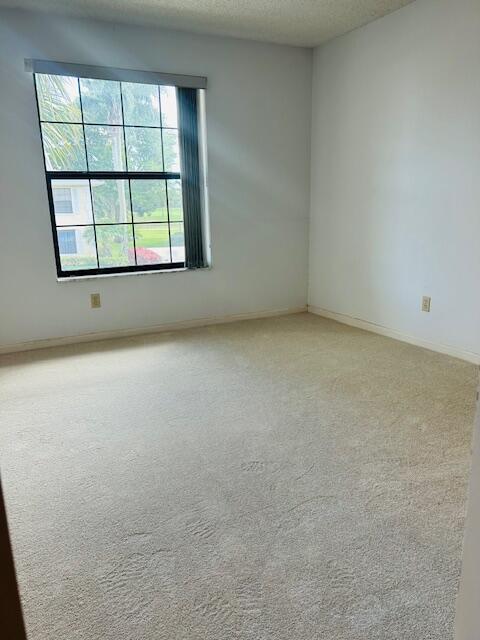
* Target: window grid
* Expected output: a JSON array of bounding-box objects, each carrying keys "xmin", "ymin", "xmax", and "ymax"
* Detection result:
[
  {"xmin": 158, "ymin": 84, "xmax": 173, "ymax": 263},
  {"xmin": 38, "ymin": 121, "xmax": 178, "ymax": 130},
  {"xmin": 76, "ymin": 77, "xmax": 100, "ymax": 268},
  {"xmin": 118, "ymin": 80, "xmax": 138, "ymax": 265},
  {"xmin": 35, "ymin": 74, "xmax": 184, "ymax": 276}
]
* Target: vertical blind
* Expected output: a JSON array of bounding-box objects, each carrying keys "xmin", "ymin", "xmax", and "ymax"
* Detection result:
[{"xmin": 178, "ymin": 88, "xmax": 205, "ymax": 269}]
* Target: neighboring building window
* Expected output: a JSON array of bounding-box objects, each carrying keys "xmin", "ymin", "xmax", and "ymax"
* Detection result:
[
  {"xmin": 53, "ymin": 187, "xmax": 74, "ymax": 214},
  {"xmin": 58, "ymin": 229, "xmax": 77, "ymax": 254},
  {"xmin": 30, "ymin": 62, "xmax": 206, "ymax": 277}
]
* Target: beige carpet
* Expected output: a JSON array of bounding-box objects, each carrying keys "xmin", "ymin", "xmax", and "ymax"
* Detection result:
[{"xmin": 0, "ymin": 313, "xmax": 476, "ymax": 640}]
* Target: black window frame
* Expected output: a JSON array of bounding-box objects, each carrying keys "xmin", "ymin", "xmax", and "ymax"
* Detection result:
[{"xmin": 32, "ymin": 70, "xmax": 205, "ymax": 278}]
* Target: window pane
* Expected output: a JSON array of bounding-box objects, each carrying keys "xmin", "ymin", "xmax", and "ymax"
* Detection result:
[
  {"xmin": 41, "ymin": 123, "xmax": 87, "ymax": 171},
  {"xmin": 169, "ymin": 222, "xmax": 185, "ymax": 263},
  {"xmin": 85, "ymin": 125, "xmax": 126, "ymax": 171},
  {"xmin": 122, "ymin": 82, "xmax": 160, "ymax": 127},
  {"xmin": 80, "ymin": 78, "xmax": 122, "ymax": 125},
  {"xmin": 36, "ymin": 74, "xmax": 81, "ymax": 123},
  {"xmin": 91, "ymin": 179, "xmax": 131, "ymax": 223},
  {"xmin": 160, "ymin": 86, "xmax": 178, "ymax": 128},
  {"xmin": 130, "ymin": 180, "xmax": 167, "ymax": 222},
  {"xmin": 58, "ymin": 226, "xmax": 97, "ymax": 271},
  {"xmin": 96, "ymin": 224, "xmax": 135, "ymax": 268},
  {"xmin": 52, "ymin": 179, "xmax": 93, "ymax": 225},
  {"xmin": 162, "ymin": 129, "xmax": 180, "ymax": 172},
  {"xmin": 167, "ymin": 179, "xmax": 183, "ymax": 221},
  {"xmin": 134, "ymin": 223, "xmax": 171, "ymax": 265},
  {"xmin": 125, "ymin": 127, "xmax": 163, "ymax": 171}
]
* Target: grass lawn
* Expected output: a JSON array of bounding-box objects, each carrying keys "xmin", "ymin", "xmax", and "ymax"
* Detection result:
[
  {"xmin": 134, "ymin": 207, "xmax": 183, "ymax": 223},
  {"xmin": 135, "ymin": 225, "xmax": 170, "ymax": 246}
]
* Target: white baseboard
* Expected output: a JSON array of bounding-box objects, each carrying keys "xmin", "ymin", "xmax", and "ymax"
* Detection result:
[
  {"xmin": 5, "ymin": 305, "xmax": 478, "ymax": 365},
  {"xmin": 0, "ymin": 306, "xmax": 307, "ymax": 355},
  {"xmin": 308, "ymin": 305, "xmax": 480, "ymax": 365}
]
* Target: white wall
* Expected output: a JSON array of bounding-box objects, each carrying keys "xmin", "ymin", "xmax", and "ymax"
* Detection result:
[
  {"xmin": 309, "ymin": 0, "xmax": 480, "ymax": 361},
  {"xmin": 0, "ymin": 9, "xmax": 311, "ymax": 350}
]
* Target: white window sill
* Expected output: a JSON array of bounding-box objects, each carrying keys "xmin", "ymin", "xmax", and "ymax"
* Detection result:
[{"xmin": 57, "ymin": 266, "xmax": 211, "ymax": 282}]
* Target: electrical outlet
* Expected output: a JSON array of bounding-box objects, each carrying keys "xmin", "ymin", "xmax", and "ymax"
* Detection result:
[
  {"xmin": 90, "ymin": 293, "xmax": 101, "ymax": 309},
  {"xmin": 422, "ymin": 296, "xmax": 431, "ymax": 313}
]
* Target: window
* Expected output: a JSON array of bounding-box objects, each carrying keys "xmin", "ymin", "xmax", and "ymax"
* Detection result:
[
  {"xmin": 53, "ymin": 187, "xmax": 74, "ymax": 214},
  {"xmin": 58, "ymin": 229, "xmax": 77, "ymax": 254},
  {"xmin": 29, "ymin": 60, "xmax": 206, "ymax": 277}
]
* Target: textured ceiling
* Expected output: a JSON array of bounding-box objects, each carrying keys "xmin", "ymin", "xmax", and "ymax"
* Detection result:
[{"xmin": 0, "ymin": 0, "xmax": 416, "ymax": 47}]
